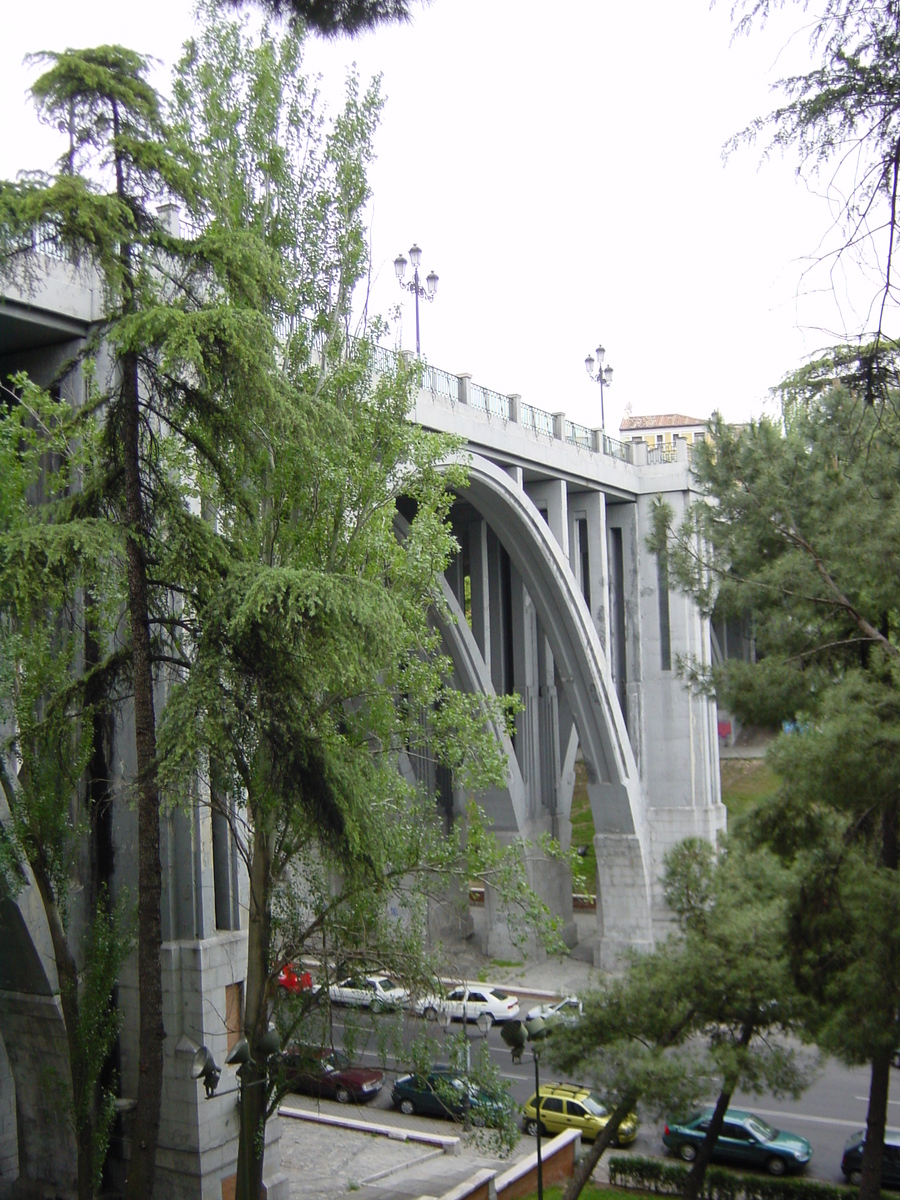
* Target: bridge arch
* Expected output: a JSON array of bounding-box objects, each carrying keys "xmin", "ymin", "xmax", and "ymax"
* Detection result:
[{"xmin": 443, "ymin": 453, "xmax": 654, "ymax": 958}]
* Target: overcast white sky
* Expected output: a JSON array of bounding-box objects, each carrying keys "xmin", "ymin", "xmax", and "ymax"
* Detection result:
[{"xmin": 1, "ymin": 1, "xmax": 858, "ymax": 433}]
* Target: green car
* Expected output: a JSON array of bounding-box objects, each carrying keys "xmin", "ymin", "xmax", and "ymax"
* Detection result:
[
  {"xmin": 663, "ymin": 1108, "xmax": 812, "ymax": 1176},
  {"xmin": 391, "ymin": 1066, "xmax": 510, "ymax": 1125}
]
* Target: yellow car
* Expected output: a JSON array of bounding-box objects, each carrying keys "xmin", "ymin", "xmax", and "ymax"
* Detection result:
[{"xmin": 523, "ymin": 1083, "xmax": 638, "ymax": 1145}]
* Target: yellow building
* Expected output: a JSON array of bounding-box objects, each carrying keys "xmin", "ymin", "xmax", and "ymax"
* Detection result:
[{"xmin": 619, "ymin": 412, "xmax": 709, "ymax": 452}]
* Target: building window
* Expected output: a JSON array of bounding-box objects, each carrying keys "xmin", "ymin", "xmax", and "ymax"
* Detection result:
[{"xmin": 225, "ymin": 982, "xmax": 244, "ymax": 1053}]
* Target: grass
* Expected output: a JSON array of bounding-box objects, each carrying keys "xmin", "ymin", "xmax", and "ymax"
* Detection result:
[
  {"xmin": 559, "ymin": 753, "xmax": 779, "ymax": 903},
  {"xmin": 517, "ymin": 1186, "xmax": 641, "ymax": 1200},
  {"xmin": 571, "ymin": 761, "xmax": 598, "ymax": 895},
  {"xmin": 720, "ymin": 759, "xmax": 780, "ymax": 823}
]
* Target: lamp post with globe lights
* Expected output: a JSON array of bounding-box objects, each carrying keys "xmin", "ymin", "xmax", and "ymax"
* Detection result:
[
  {"xmin": 394, "ymin": 243, "xmax": 438, "ymax": 356},
  {"xmin": 585, "ymin": 344, "xmax": 614, "ymax": 435}
]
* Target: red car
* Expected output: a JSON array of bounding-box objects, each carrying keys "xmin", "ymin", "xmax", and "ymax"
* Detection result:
[
  {"xmin": 277, "ymin": 963, "xmax": 313, "ymax": 993},
  {"xmin": 281, "ymin": 1046, "xmax": 383, "ymax": 1104}
]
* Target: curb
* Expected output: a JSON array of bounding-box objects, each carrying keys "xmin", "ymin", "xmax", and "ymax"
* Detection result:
[{"xmin": 278, "ymin": 1104, "xmax": 462, "ymax": 1154}]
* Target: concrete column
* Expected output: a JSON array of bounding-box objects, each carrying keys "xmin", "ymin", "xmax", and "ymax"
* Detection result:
[
  {"xmin": 594, "ymin": 833, "xmax": 654, "ymax": 968},
  {"xmin": 508, "ymin": 393, "xmax": 521, "ymax": 424},
  {"xmin": 486, "ymin": 527, "xmax": 507, "ymax": 695},
  {"xmin": 525, "ymin": 478, "xmax": 569, "ymax": 561},
  {"xmin": 509, "ymin": 563, "xmax": 541, "ymax": 812},
  {"xmin": 0, "ymin": 992, "xmax": 74, "ymax": 1197},
  {"xmin": 484, "ymin": 849, "xmax": 577, "ymax": 958},
  {"xmin": 0, "ymin": 1033, "xmax": 16, "ymax": 1187},
  {"xmin": 632, "ymin": 486, "xmax": 726, "ymax": 921},
  {"xmin": 458, "ymin": 372, "xmax": 472, "ymax": 405},
  {"xmin": 568, "ymin": 491, "xmax": 610, "ymax": 661},
  {"xmin": 552, "ymin": 411, "xmax": 566, "ymax": 441},
  {"xmin": 505, "ymin": 464, "xmax": 524, "ymax": 488},
  {"xmin": 468, "ymin": 517, "xmax": 491, "ymax": 670}
]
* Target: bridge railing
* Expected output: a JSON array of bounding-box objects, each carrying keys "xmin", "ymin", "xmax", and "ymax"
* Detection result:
[
  {"xmin": 521, "ymin": 403, "xmax": 555, "ymax": 438},
  {"xmin": 647, "ymin": 444, "xmax": 678, "ymax": 465}
]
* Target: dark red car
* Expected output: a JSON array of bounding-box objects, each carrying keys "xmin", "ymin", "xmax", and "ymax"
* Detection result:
[{"xmin": 281, "ymin": 1046, "xmax": 383, "ymax": 1104}]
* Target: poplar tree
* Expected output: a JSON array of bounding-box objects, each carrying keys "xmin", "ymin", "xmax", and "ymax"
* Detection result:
[{"xmin": 0, "ymin": 37, "xmax": 283, "ymax": 1197}]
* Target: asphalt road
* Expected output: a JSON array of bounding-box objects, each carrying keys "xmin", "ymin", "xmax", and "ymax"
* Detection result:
[{"xmin": 317, "ymin": 1006, "xmax": 897, "ymax": 1186}]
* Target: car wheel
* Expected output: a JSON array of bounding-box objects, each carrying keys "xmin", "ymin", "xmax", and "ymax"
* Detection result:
[
  {"xmin": 400, "ymin": 1098, "xmax": 416, "ymax": 1116},
  {"xmin": 679, "ymin": 1143, "xmax": 698, "ymax": 1163},
  {"xmin": 424, "ymin": 1005, "xmax": 438, "ymax": 1021},
  {"xmin": 335, "ymin": 1086, "xmax": 351, "ymax": 1104},
  {"xmin": 481, "ymin": 1013, "xmax": 494, "ymax": 1029},
  {"xmin": 849, "ymin": 1169, "xmax": 863, "ymax": 1186},
  {"xmin": 525, "ymin": 1119, "xmax": 540, "ymax": 1137},
  {"xmin": 767, "ymin": 1156, "xmax": 788, "ymax": 1177}
]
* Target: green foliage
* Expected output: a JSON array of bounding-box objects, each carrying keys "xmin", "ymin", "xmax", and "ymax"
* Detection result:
[
  {"xmin": 662, "ymin": 368, "xmax": 900, "ymax": 1197},
  {"xmin": 71, "ymin": 890, "xmax": 132, "ymax": 1194},
  {"xmin": 728, "ymin": 2, "xmax": 900, "ymax": 386}
]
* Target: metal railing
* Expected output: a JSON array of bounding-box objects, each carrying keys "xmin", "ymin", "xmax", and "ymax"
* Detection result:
[
  {"xmin": 469, "ymin": 384, "xmax": 509, "ymax": 420},
  {"xmin": 423, "ymin": 365, "xmax": 460, "ymax": 402},
  {"xmin": 566, "ymin": 420, "xmax": 593, "ymax": 450},
  {"xmin": 10, "ymin": 224, "xmax": 682, "ymax": 474},
  {"xmin": 520, "ymin": 403, "xmax": 555, "ymax": 437},
  {"xmin": 603, "ymin": 434, "xmax": 632, "ymax": 462}
]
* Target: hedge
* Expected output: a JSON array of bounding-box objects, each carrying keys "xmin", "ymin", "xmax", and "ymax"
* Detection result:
[{"xmin": 607, "ymin": 1155, "xmax": 859, "ymax": 1200}]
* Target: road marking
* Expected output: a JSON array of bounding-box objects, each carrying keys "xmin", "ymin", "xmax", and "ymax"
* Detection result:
[
  {"xmin": 855, "ymin": 1096, "xmax": 900, "ymax": 1107},
  {"xmin": 750, "ymin": 1107, "xmax": 900, "ymax": 1132}
]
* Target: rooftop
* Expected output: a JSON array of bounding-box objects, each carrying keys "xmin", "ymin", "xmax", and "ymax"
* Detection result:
[{"xmin": 620, "ymin": 413, "xmax": 708, "ymax": 431}]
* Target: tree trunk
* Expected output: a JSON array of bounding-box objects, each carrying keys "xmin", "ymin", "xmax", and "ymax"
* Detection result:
[
  {"xmin": 32, "ymin": 862, "xmax": 95, "ymax": 1200},
  {"xmin": 859, "ymin": 1049, "xmax": 890, "ymax": 1200},
  {"xmin": 682, "ymin": 1084, "xmax": 731, "ymax": 1200},
  {"xmin": 235, "ymin": 806, "xmax": 276, "ymax": 1200},
  {"xmin": 120, "ymin": 348, "xmax": 165, "ymax": 1200},
  {"xmin": 562, "ymin": 1092, "xmax": 638, "ymax": 1200}
]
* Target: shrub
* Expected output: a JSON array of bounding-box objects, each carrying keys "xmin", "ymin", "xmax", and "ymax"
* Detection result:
[{"xmin": 607, "ymin": 1155, "xmax": 856, "ymax": 1200}]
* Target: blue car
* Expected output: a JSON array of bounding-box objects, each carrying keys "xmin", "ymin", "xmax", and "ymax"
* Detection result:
[
  {"xmin": 842, "ymin": 1131, "xmax": 900, "ymax": 1188},
  {"xmin": 663, "ymin": 1108, "xmax": 812, "ymax": 1176}
]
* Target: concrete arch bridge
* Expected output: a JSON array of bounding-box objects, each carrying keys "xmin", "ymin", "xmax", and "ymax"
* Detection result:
[{"xmin": 0, "ymin": 243, "xmax": 723, "ymax": 1199}]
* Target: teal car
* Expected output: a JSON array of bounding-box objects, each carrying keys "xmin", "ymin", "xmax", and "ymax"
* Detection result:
[{"xmin": 663, "ymin": 1108, "xmax": 812, "ymax": 1176}]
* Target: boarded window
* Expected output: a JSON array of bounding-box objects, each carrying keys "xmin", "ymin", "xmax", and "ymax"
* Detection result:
[{"xmin": 225, "ymin": 982, "xmax": 244, "ymax": 1052}]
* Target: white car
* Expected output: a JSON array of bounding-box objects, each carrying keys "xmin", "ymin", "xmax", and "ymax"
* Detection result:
[
  {"xmin": 327, "ymin": 974, "xmax": 409, "ymax": 1010},
  {"xmin": 415, "ymin": 984, "xmax": 519, "ymax": 1026},
  {"xmin": 525, "ymin": 996, "xmax": 583, "ymax": 1024}
]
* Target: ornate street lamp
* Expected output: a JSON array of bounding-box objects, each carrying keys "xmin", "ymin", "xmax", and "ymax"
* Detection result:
[
  {"xmin": 394, "ymin": 243, "xmax": 438, "ymax": 356},
  {"xmin": 585, "ymin": 343, "xmax": 614, "ymax": 434}
]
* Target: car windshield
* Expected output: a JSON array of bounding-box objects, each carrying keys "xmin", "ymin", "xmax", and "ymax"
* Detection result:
[
  {"xmin": 745, "ymin": 1116, "xmax": 777, "ymax": 1141},
  {"xmin": 378, "ymin": 978, "xmax": 400, "ymax": 990},
  {"xmin": 491, "ymin": 990, "xmax": 509, "ymax": 1000},
  {"xmin": 327, "ymin": 1051, "xmax": 351, "ymax": 1071},
  {"xmin": 584, "ymin": 1095, "xmax": 608, "ymax": 1117}
]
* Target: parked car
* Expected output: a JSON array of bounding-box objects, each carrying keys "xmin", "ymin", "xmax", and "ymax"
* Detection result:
[
  {"xmin": 277, "ymin": 963, "xmax": 313, "ymax": 994},
  {"xmin": 525, "ymin": 996, "xmax": 583, "ymax": 1025},
  {"xmin": 522, "ymin": 1083, "xmax": 637, "ymax": 1144},
  {"xmin": 391, "ymin": 1066, "xmax": 511, "ymax": 1125},
  {"xmin": 327, "ymin": 974, "xmax": 408, "ymax": 1010},
  {"xmin": 841, "ymin": 1130, "xmax": 900, "ymax": 1188},
  {"xmin": 663, "ymin": 1108, "xmax": 812, "ymax": 1176},
  {"xmin": 414, "ymin": 984, "xmax": 519, "ymax": 1025},
  {"xmin": 280, "ymin": 1045, "xmax": 383, "ymax": 1104}
]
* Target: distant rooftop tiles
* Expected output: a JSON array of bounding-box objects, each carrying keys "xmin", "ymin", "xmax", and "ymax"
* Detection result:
[{"xmin": 620, "ymin": 413, "xmax": 707, "ymax": 431}]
